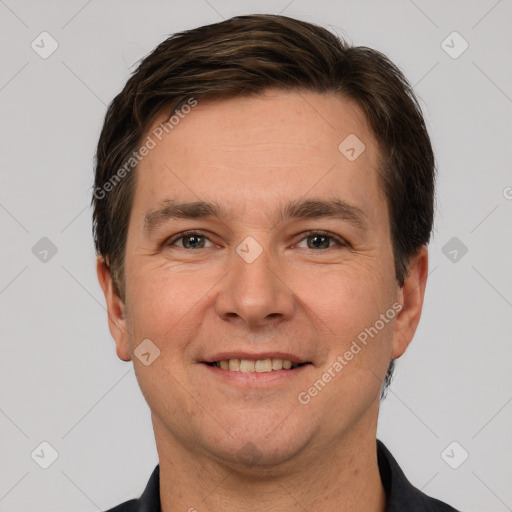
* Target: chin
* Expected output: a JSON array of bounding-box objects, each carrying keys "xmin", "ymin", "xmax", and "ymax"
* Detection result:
[
  {"xmin": 212, "ymin": 441, "xmax": 305, "ymax": 473},
  {"xmin": 202, "ymin": 417, "xmax": 314, "ymax": 471}
]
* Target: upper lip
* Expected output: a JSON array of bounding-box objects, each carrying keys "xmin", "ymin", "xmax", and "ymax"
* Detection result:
[{"xmin": 203, "ymin": 352, "xmax": 310, "ymax": 364}]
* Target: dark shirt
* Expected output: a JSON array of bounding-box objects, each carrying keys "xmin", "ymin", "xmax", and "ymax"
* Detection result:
[{"xmin": 104, "ymin": 440, "xmax": 460, "ymax": 511}]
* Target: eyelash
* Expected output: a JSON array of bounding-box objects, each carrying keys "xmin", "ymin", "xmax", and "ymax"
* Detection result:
[{"xmin": 165, "ymin": 230, "xmax": 349, "ymax": 250}]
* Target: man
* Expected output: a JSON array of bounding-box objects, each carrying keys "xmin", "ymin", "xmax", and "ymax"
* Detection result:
[{"xmin": 93, "ymin": 14, "xmax": 459, "ymax": 512}]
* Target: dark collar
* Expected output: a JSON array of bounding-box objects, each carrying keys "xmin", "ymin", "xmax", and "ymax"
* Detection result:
[
  {"xmin": 109, "ymin": 440, "xmax": 459, "ymax": 511},
  {"xmin": 376, "ymin": 440, "xmax": 459, "ymax": 511}
]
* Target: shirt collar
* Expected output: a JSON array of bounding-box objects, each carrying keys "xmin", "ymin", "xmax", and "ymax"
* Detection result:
[{"xmin": 377, "ymin": 439, "xmax": 458, "ymax": 511}]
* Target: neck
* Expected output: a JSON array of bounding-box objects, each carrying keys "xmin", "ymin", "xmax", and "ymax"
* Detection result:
[
  {"xmin": 154, "ymin": 415, "xmax": 386, "ymax": 512},
  {"xmin": 153, "ymin": 419, "xmax": 386, "ymax": 512}
]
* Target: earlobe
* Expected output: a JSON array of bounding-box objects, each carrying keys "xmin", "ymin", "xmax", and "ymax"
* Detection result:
[
  {"xmin": 391, "ymin": 246, "xmax": 429, "ymax": 359},
  {"xmin": 96, "ymin": 255, "xmax": 132, "ymax": 362}
]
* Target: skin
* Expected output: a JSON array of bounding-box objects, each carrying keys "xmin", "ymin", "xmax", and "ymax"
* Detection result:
[{"xmin": 97, "ymin": 89, "xmax": 428, "ymax": 512}]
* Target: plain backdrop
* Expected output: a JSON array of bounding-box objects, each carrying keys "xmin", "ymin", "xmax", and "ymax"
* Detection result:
[{"xmin": 1, "ymin": 1, "xmax": 511, "ymax": 511}]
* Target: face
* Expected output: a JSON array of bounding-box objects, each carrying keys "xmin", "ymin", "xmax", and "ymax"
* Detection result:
[{"xmin": 98, "ymin": 89, "xmax": 427, "ymax": 469}]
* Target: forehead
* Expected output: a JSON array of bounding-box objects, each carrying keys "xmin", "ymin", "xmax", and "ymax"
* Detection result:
[
  {"xmin": 147, "ymin": 89, "xmax": 376, "ymax": 158},
  {"xmin": 131, "ymin": 89, "xmax": 385, "ymax": 225}
]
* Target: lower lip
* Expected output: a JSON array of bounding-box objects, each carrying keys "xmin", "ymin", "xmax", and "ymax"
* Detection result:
[{"xmin": 200, "ymin": 363, "xmax": 312, "ymax": 386}]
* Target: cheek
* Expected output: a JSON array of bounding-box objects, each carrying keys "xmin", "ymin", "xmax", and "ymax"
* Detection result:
[
  {"xmin": 124, "ymin": 270, "xmax": 203, "ymax": 409},
  {"xmin": 124, "ymin": 265, "xmax": 197, "ymax": 346},
  {"xmin": 289, "ymin": 261, "xmax": 391, "ymax": 333},
  {"xmin": 287, "ymin": 260, "xmax": 396, "ymax": 391}
]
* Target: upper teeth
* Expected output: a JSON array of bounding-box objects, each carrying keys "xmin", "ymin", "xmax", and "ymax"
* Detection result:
[{"xmin": 213, "ymin": 358, "xmax": 297, "ymax": 372}]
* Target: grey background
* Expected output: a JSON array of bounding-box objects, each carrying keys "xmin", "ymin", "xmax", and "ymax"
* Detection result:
[{"xmin": 1, "ymin": 0, "xmax": 511, "ymax": 511}]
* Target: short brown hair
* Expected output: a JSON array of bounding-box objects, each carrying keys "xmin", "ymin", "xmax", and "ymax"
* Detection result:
[{"xmin": 92, "ymin": 14, "xmax": 436, "ymax": 397}]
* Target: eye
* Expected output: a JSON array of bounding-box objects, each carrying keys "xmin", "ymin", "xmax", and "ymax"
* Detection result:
[
  {"xmin": 166, "ymin": 231, "xmax": 215, "ymax": 249},
  {"xmin": 164, "ymin": 230, "xmax": 347, "ymax": 251},
  {"xmin": 295, "ymin": 231, "xmax": 348, "ymax": 250}
]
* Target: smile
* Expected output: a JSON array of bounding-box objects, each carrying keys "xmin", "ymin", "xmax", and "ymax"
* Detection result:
[{"xmin": 205, "ymin": 358, "xmax": 310, "ymax": 373}]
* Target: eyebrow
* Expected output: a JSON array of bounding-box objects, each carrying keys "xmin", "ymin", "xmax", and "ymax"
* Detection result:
[
  {"xmin": 144, "ymin": 200, "xmax": 228, "ymax": 233},
  {"xmin": 143, "ymin": 198, "xmax": 369, "ymax": 234},
  {"xmin": 279, "ymin": 198, "xmax": 369, "ymax": 231}
]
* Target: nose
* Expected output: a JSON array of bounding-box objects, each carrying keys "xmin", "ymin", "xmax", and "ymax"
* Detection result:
[{"xmin": 214, "ymin": 243, "xmax": 295, "ymax": 328}]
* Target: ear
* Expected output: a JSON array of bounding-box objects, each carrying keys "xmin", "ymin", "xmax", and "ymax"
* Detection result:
[
  {"xmin": 96, "ymin": 255, "xmax": 132, "ymax": 361},
  {"xmin": 391, "ymin": 245, "xmax": 429, "ymax": 359}
]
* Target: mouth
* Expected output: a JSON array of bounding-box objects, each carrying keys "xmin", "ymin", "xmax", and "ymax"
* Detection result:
[{"xmin": 203, "ymin": 357, "xmax": 312, "ymax": 373}]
